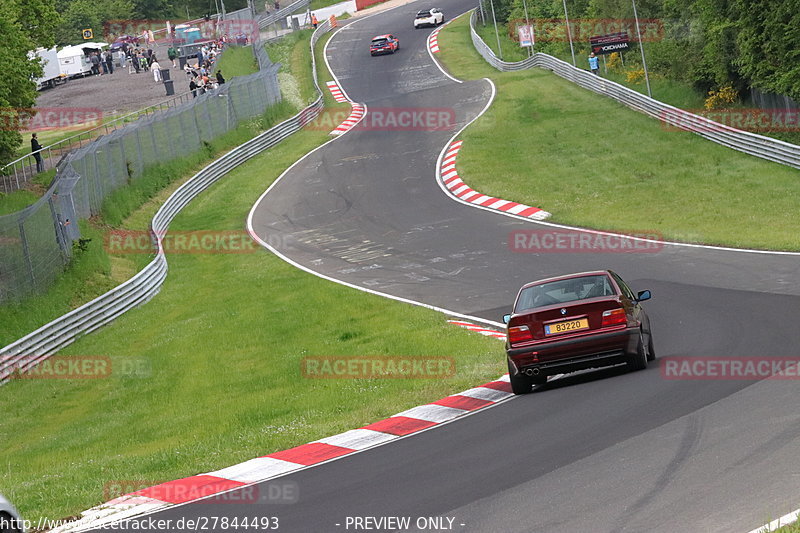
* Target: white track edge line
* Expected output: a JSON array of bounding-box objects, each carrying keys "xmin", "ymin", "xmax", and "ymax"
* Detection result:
[{"xmin": 427, "ymin": 22, "xmax": 800, "ymax": 257}]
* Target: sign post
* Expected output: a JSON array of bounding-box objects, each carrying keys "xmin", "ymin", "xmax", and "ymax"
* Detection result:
[
  {"xmin": 517, "ymin": 25, "xmax": 533, "ymax": 49},
  {"xmin": 589, "ymin": 32, "xmax": 630, "ymax": 55}
]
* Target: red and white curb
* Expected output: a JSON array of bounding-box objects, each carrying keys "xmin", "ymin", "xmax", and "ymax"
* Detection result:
[
  {"xmin": 448, "ymin": 319, "xmax": 506, "ymax": 340},
  {"xmin": 325, "ymin": 80, "xmax": 348, "ymax": 103},
  {"xmin": 428, "ymin": 27, "xmax": 442, "ymax": 53},
  {"xmin": 51, "ymin": 322, "xmax": 510, "ymax": 532},
  {"xmin": 440, "ymin": 140, "xmax": 550, "ymax": 220},
  {"xmin": 331, "ymin": 103, "xmax": 366, "ymax": 135}
]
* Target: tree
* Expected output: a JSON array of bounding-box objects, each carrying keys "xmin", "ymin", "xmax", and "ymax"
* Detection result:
[
  {"xmin": 56, "ymin": 0, "xmax": 135, "ymax": 46},
  {"xmin": 0, "ymin": 0, "xmax": 60, "ymax": 167},
  {"xmin": 735, "ymin": 0, "xmax": 800, "ymax": 101}
]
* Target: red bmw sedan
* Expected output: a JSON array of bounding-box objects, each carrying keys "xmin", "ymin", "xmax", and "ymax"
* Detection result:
[{"xmin": 504, "ymin": 270, "xmax": 654, "ymax": 394}]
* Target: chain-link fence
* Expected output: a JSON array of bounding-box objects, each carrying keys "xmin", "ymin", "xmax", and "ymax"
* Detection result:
[
  {"xmin": 750, "ymin": 88, "xmax": 799, "ymax": 114},
  {"xmin": 0, "ymin": 18, "xmax": 281, "ymax": 303}
]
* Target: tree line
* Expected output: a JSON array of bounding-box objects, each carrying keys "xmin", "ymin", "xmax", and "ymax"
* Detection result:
[{"xmin": 490, "ymin": 0, "xmax": 800, "ymax": 102}]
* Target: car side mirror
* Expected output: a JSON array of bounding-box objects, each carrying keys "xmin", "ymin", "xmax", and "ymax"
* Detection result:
[
  {"xmin": 503, "ymin": 314, "xmax": 511, "ymax": 324},
  {"xmin": 636, "ymin": 290, "xmax": 651, "ymax": 302}
]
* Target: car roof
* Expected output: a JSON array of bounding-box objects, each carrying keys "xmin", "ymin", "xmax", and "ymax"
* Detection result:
[
  {"xmin": 519, "ymin": 270, "xmax": 613, "ymax": 291},
  {"xmin": 372, "ymin": 34, "xmax": 392, "ymax": 39}
]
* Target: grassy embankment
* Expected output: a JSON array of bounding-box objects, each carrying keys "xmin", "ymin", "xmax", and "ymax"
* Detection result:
[
  {"xmin": 438, "ymin": 14, "xmax": 800, "ymax": 251},
  {"xmin": 1, "ymin": 28, "xmax": 504, "ymax": 523}
]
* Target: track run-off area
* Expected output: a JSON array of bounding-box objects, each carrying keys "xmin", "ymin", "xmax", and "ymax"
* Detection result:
[{"xmin": 83, "ymin": 0, "xmax": 800, "ymax": 531}]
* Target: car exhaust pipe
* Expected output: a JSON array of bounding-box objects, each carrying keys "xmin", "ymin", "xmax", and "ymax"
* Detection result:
[{"xmin": 524, "ymin": 367, "xmax": 540, "ymax": 376}]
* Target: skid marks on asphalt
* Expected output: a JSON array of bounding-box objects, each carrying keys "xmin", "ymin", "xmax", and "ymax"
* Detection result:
[{"xmin": 292, "ymin": 227, "xmax": 394, "ymax": 265}]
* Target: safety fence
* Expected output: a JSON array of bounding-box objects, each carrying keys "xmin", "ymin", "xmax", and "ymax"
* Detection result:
[
  {"xmin": 0, "ymin": 20, "xmax": 333, "ymax": 383},
  {"xmin": 258, "ymin": 0, "xmax": 311, "ymax": 30},
  {"xmin": 469, "ymin": 9, "xmax": 800, "ymax": 170},
  {"xmin": 0, "ymin": 12, "xmax": 242, "ymax": 193},
  {"xmin": 0, "ymin": 21, "xmax": 283, "ymax": 304}
]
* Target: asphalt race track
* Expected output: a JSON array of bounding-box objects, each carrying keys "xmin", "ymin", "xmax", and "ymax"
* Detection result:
[{"xmin": 93, "ymin": 1, "xmax": 800, "ymax": 531}]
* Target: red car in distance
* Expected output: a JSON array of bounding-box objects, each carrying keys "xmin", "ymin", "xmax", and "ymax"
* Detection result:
[
  {"xmin": 504, "ymin": 270, "xmax": 654, "ymax": 394},
  {"xmin": 370, "ymin": 34, "xmax": 400, "ymax": 56}
]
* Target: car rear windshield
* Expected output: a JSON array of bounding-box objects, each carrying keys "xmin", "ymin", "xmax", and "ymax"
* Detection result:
[
  {"xmin": 417, "ymin": 11, "xmax": 431, "ymax": 16},
  {"xmin": 515, "ymin": 275, "xmax": 615, "ymax": 312},
  {"xmin": 372, "ymin": 38, "xmax": 388, "ymax": 45}
]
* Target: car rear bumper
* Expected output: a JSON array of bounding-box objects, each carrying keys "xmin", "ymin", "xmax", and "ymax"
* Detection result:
[{"xmin": 507, "ymin": 327, "xmax": 638, "ymax": 377}]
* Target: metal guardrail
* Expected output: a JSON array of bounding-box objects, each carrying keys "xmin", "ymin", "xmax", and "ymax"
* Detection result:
[
  {"xmin": 258, "ymin": 0, "xmax": 311, "ymax": 29},
  {"xmin": 0, "ymin": 20, "xmax": 333, "ymax": 383},
  {"xmin": 468, "ymin": 10, "xmax": 800, "ymax": 170}
]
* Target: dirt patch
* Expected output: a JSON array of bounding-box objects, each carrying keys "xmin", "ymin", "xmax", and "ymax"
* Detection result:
[{"xmin": 34, "ymin": 44, "xmax": 199, "ymax": 119}]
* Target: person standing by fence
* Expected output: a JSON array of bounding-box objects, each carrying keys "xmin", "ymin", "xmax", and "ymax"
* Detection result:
[
  {"xmin": 588, "ymin": 52, "xmax": 600, "ymax": 75},
  {"xmin": 31, "ymin": 133, "xmax": 44, "ymax": 172}
]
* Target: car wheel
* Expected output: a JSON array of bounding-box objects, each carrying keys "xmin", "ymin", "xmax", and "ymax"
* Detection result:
[
  {"xmin": 646, "ymin": 329, "xmax": 656, "ymax": 361},
  {"xmin": 628, "ymin": 331, "xmax": 648, "ymax": 371},
  {"xmin": 508, "ymin": 360, "xmax": 532, "ymax": 395}
]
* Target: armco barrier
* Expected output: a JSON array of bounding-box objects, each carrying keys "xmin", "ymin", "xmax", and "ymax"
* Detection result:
[
  {"xmin": 258, "ymin": 0, "xmax": 311, "ymax": 29},
  {"xmin": 469, "ymin": 10, "xmax": 800, "ymax": 170},
  {"xmin": 0, "ymin": 20, "xmax": 334, "ymax": 384}
]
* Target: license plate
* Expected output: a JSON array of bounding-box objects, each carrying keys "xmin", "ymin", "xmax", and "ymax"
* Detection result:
[{"xmin": 544, "ymin": 318, "xmax": 589, "ymax": 336}]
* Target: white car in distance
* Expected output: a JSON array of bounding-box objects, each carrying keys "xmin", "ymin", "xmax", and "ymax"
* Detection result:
[{"xmin": 414, "ymin": 8, "xmax": 444, "ymax": 28}]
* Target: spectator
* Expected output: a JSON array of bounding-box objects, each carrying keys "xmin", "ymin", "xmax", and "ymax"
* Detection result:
[
  {"xmin": 90, "ymin": 52, "xmax": 100, "ymax": 75},
  {"xmin": 100, "ymin": 51, "xmax": 109, "ymax": 74},
  {"xmin": 119, "ymin": 49, "xmax": 127, "ymax": 69},
  {"xmin": 588, "ymin": 52, "xmax": 600, "ymax": 75},
  {"xmin": 151, "ymin": 58, "xmax": 162, "ymax": 82},
  {"xmin": 215, "ymin": 70, "xmax": 225, "ymax": 85},
  {"xmin": 189, "ymin": 76, "xmax": 198, "ymax": 97},
  {"xmin": 105, "ymin": 50, "xmax": 114, "ymax": 74},
  {"xmin": 31, "ymin": 133, "xmax": 44, "ymax": 173},
  {"xmin": 168, "ymin": 45, "xmax": 178, "ymax": 68}
]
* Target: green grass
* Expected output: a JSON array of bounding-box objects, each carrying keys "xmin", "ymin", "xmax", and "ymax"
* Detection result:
[
  {"xmin": 438, "ymin": 13, "xmax": 800, "ymax": 251},
  {"xmin": 0, "ymin": 169, "xmax": 57, "ymax": 215},
  {"xmin": 215, "ymin": 45, "xmax": 259, "ymax": 78},
  {"xmin": 1, "ymin": 28, "xmax": 505, "ymax": 524},
  {"xmin": 476, "ymin": 18, "xmax": 800, "ymax": 147},
  {"xmin": 774, "ymin": 520, "xmax": 800, "ymax": 532},
  {"xmin": 0, "ymin": 39, "xmax": 312, "ymax": 347},
  {"xmin": 475, "ymin": 20, "xmax": 707, "ymax": 109}
]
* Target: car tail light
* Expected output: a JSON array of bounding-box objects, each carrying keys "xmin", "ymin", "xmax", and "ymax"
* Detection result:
[
  {"xmin": 601, "ymin": 308, "xmax": 627, "ymax": 327},
  {"xmin": 508, "ymin": 325, "xmax": 533, "ymax": 344}
]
